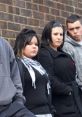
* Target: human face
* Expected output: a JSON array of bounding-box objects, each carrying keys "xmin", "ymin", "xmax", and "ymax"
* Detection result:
[
  {"xmin": 50, "ymin": 27, "xmax": 63, "ymax": 50},
  {"xmin": 22, "ymin": 36, "xmax": 39, "ymax": 58},
  {"xmin": 67, "ymin": 20, "xmax": 82, "ymax": 41}
]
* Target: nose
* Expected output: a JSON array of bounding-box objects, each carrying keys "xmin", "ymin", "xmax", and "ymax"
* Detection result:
[
  {"xmin": 33, "ymin": 44, "xmax": 37, "ymax": 48},
  {"xmin": 73, "ymin": 28, "xmax": 78, "ymax": 34},
  {"xmin": 58, "ymin": 34, "xmax": 62, "ymax": 39}
]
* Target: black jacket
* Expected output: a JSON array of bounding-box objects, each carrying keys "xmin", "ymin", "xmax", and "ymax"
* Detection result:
[
  {"xmin": 37, "ymin": 46, "xmax": 82, "ymax": 117},
  {"xmin": 16, "ymin": 58, "xmax": 52, "ymax": 115}
]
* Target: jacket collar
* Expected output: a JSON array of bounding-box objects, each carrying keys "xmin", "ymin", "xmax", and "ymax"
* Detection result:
[
  {"xmin": 65, "ymin": 34, "xmax": 81, "ymax": 47},
  {"xmin": 42, "ymin": 46, "xmax": 68, "ymax": 58}
]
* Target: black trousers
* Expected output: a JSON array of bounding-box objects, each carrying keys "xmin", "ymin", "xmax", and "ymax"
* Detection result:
[{"xmin": 0, "ymin": 100, "xmax": 35, "ymax": 117}]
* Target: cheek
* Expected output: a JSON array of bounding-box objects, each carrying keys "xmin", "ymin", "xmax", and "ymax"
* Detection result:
[
  {"xmin": 68, "ymin": 30, "xmax": 74, "ymax": 36},
  {"xmin": 52, "ymin": 35, "xmax": 56, "ymax": 39},
  {"xmin": 22, "ymin": 47, "xmax": 29, "ymax": 54},
  {"xmin": 61, "ymin": 37, "xmax": 63, "ymax": 41},
  {"xmin": 36, "ymin": 47, "xmax": 39, "ymax": 51},
  {"xmin": 78, "ymin": 28, "xmax": 82, "ymax": 35}
]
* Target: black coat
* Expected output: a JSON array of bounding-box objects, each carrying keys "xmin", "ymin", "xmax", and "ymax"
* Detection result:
[
  {"xmin": 16, "ymin": 58, "xmax": 52, "ymax": 115},
  {"xmin": 37, "ymin": 46, "xmax": 82, "ymax": 117}
]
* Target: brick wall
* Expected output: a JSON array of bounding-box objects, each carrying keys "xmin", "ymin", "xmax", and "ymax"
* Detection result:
[{"xmin": 0, "ymin": 0, "xmax": 82, "ymax": 46}]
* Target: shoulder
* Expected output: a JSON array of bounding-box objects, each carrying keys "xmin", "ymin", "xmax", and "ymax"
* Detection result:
[
  {"xmin": 0, "ymin": 37, "xmax": 10, "ymax": 47},
  {"xmin": 16, "ymin": 58, "xmax": 26, "ymax": 76},
  {"xmin": 63, "ymin": 34, "xmax": 75, "ymax": 52},
  {"xmin": 0, "ymin": 37, "xmax": 15, "ymax": 59},
  {"xmin": 16, "ymin": 58, "xmax": 24, "ymax": 68},
  {"xmin": 0, "ymin": 37, "xmax": 13, "ymax": 52},
  {"xmin": 63, "ymin": 41, "xmax": 74, "ymax": 49},
  {"xmin": 63, "ymin": 42, "xmax": 75, "ymax": 53},
  {"xmin": 39, "ymin": 47, "xmax": 51, "ymax": 57},
  {"xmin": 39, "ymin": 47, "xmax": 50, "ymax": 53},
  {"xmin": 39, "ymin": 46, "xmax": 57, "ymax": 60},
  {"xmin": 62, "ymin": 42, "xmax": 75, "ymax": 59}
]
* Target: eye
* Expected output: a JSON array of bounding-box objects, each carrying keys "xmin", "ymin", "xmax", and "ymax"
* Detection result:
[
  {"xmin": 28, "ymin": 42, "xmax": 32, "ymax": 45},
  {"xmin": 69, "ymin": 28, "xmax": 74, "ymax": 31},
  {"xmin": 75, "ymin": 27, "xmax": 80, "ymax": 29},
  {"xmin": 69, "ymin": 26, "xmax": 80, "ymax": 31},
  {"xmin": 60, "ymin": 33, "xmax": 63, "ymax": 36},
  {"xmin": 53, "ymin": 33, "xmax": 58, "ymax": 35},
  {"xmin": 35, "ymin": 43, "xmax": 38, "ymax": 46}
]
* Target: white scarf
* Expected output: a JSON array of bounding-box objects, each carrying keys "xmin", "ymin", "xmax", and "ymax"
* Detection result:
[{"xmin": 21, "ymin": 56, "xmax": 48, "ymax": 89}]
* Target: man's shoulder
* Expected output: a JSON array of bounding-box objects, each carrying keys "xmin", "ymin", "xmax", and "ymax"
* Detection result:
[
  {"xmin": 63, "ymin": 41, "xmax": 74, "ymax": 48},
  {"xmin": 62, "ymin": 41, "xmax": 76, "ymax": 58},
  {"xmin": 0, "ymin": 37, "xmax": 10, "ymax": 46}
]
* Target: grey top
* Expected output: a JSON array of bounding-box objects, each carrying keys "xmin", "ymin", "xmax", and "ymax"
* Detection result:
[
  {"xmin": 0, "ymin": 37, "xmax": 25, "ymax": 105},
  {"xmin": 62, "ymin": 34, "xmax": 82, "ymax": 89}
]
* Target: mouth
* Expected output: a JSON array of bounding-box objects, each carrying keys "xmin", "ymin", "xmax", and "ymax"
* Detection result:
[{"xmin": 32, "ymin": 50, "xmax": 37, "ymax": 53}]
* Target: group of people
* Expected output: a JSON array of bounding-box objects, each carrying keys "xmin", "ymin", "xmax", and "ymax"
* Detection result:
[{"xmin": 0, "ymin": 14, "xmax": 82, "ymax": 117}]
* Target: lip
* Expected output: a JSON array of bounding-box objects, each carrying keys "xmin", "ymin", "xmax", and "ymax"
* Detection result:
[
  {"xmin": 74, "ymin": 35, "xmax": 80, "ymax": 38},
  {"xmin": 56, "ymin": 41, "xmax": 62, "ymax": 43},
  {"xmin": 32, "ymin": 50, "xmax": 37, "ymax": 53}
]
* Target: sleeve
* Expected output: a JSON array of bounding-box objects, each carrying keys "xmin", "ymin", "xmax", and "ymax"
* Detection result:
[
  {"xmin": 16, "ymin": 58, "xmax": 25, "ymax": 89},
  {"xmin": 38, "ymin": 49, "xmax": 72, "ymax": 95},
  {"xmin": 9, "ymin": 44, "xmax": 25, "ymax": 104}
]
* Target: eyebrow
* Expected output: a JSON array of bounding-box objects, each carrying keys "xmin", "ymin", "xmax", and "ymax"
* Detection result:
[{"xmin": 68, "ymin": 26, "xmax": 80, "ymax": 30}]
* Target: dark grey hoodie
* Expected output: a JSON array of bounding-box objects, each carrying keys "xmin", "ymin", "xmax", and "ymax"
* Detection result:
[{"xmin": 62, "ymin": 34, "xmax": 82, "ymax": 90}]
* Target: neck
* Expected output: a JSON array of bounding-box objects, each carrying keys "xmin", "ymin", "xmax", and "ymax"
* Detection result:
[{"xmin": 50, "ymin": 44, "xmax": 57, "ymax": 51}]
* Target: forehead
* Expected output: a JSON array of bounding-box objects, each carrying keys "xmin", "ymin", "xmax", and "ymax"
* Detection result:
[
  {"xmin": 52, "ymin": 27, "xmax": 63, "ymax": 32},
  {"xmin": 67, "ymin": 20, "xmax": 81, "ymax": 29},
  {"xmin": 30, "ymin": 36, "xmax": 38, "ymax": 42}
]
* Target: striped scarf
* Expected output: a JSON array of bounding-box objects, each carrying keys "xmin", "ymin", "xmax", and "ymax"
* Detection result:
[{"xmin": 21, "ymin": 56, "xmax": 48, "ymax": 89}]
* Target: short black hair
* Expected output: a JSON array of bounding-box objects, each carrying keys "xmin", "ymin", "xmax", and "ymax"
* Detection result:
[
  {"xmin": 66, "ymin": 14, "xmax": 82, "ymax": 26},
  {"xmin": 14, "ymin": 28, "xmax": 40, "ymax": 57}
]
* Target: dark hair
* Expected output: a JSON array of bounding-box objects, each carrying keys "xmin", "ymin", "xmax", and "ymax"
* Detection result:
[
  {"xmin": 41, "ymin": 20, "xmax": 64, "ymax": 50},
  {"xmin": 66, "ymin": 14, "xmax": 82, "ymax": 26},
  {"xmin": 14, "ymin": 28, "xmax": 40, "ymax": 57}
]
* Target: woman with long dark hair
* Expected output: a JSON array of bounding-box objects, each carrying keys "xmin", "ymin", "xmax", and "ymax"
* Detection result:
[{"xmin": 37, "ymin": 20, "xmax": 82, "ymax": 117}]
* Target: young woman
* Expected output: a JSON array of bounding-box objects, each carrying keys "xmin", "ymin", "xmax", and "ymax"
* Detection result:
[
  {"xmin": 37, "ymin": 20, "xmax": 82, "ymax": 117},
  {"xmin": 14, "ymin": 29, "xmax": 52, "ymax": 117}
]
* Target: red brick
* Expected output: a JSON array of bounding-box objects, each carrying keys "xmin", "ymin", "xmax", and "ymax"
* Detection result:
[
  {"xmin": 8, "ymin": 22, "xmax": 21, "ymax": 31},
  {"xmin": 27, "ymin": 18, "xmax": 39, "ymax": 26},
  {"xmin": 20, "ymin": 9, "xmax": 32, "ymax": 17},
  {"xmin": 0, "ymin": 0, "xmax": 81, "ymax": 44},
  {"xmin": 8, "ymin": 6, "xmax": 20, "ymax": 15},
  {"xmin": 39, "ymin": 5, "xmax": 49, "ymax": 13},
  {"xmin": 2, "ymin": 30, "xmax": 16, "ymax": 38},
  {"xmin": 32, "ymin": 0, "xmax": 44, "ymax": 4},
  {"xmin": 0, "ymin": 12, "xmax": 13, "ymax": 21},
  {"xmin": 14, "ymin": 15, "xmax": 27, "ymax": 24},
  {"xmin": 33, "ymin": 11, "xmax": 44, "ymax": 19},
  {"xmin": 13, "ymin": 0, "xmax": 25, "ymax": 8},
  {"xmin": 0, "ymin": 0, "xmax": 12, "ymax": 5},
  {"xmin": 0, "ymin": 3, "xmax": 7, "ymax": 12},
  {"xmin": 0, "ymin": 21, "xmax": 7, "ymax": 29}
]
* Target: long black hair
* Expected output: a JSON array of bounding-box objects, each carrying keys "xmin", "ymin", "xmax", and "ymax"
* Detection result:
[{"xmin": 41, "ymin": 20, "xmax": 65, "ymax": 50}]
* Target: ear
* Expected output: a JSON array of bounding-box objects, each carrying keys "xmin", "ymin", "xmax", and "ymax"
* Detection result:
[
  {"xmin": 67, "ymin": 30, "xmax": 70, "ymax": 36},
  {"xmin": 80, "ymin": 26, "xmax": 82, "ymax": 36}
]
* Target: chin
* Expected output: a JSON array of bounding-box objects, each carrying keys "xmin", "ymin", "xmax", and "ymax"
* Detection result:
[
  {"xmin": 74, "ymin": 38, "xmax": 81, "ymax": 41},
  {"xmin": 31, "ymin": 54, "xmax": 37, "ymax": 58}
]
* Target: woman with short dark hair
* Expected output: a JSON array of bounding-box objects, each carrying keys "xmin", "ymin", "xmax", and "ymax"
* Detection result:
[{"xmin": 14, "ymin": 28, "xmax": 52, "ymax": 117}]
